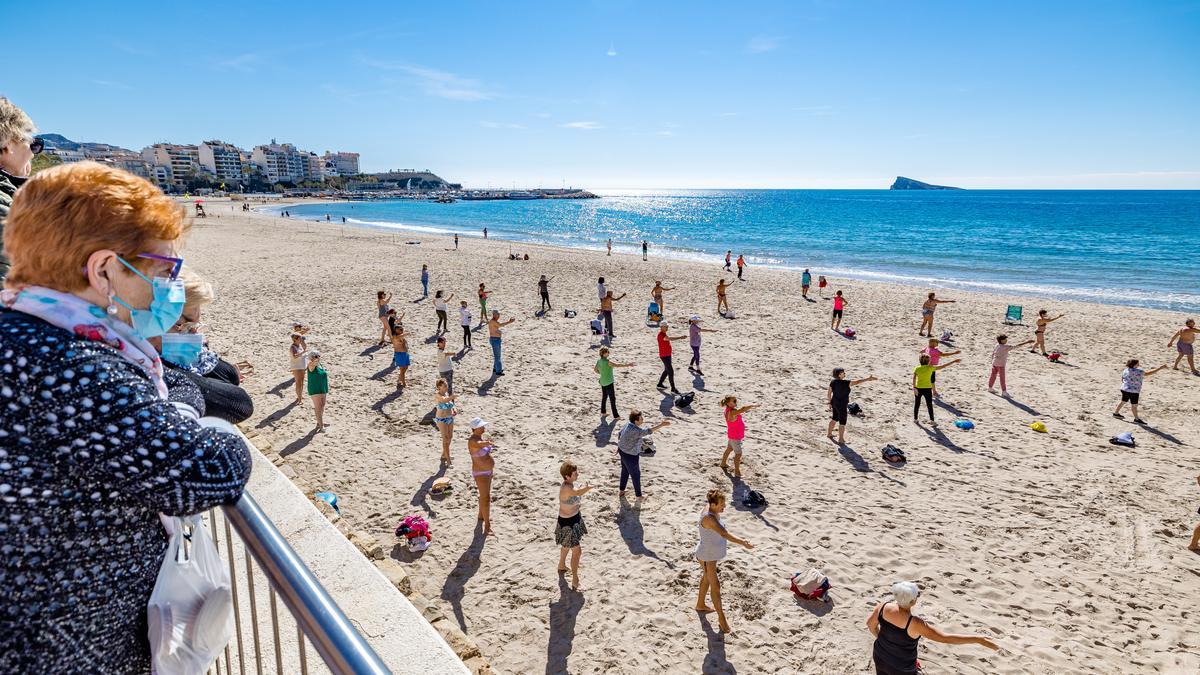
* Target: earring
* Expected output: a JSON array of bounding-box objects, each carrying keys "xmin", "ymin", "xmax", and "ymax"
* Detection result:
[{"xmin": 106, "ymin": 294, "xmax": 119, "ymax": 315}]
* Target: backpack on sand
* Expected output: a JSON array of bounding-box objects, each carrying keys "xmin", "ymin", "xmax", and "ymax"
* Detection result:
[
  {"xmin": 881, "ymin": 445, "xmax": 907, "ymax": 464},
  {"xmin": 674, "ymin": 391, "xmax": 695, "ymax": 409},
  {"xmin": 790, "ymin": 569, "xmax": 831, "ymax": 602},
  {"xmin": 741, "ymin": 489, "xmax": 768, "ymax": 509}
]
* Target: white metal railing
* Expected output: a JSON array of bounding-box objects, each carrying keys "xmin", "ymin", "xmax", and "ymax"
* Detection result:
[{"xmin": 203, "ymin": 492, "xmax": 391, "ymax": 675}]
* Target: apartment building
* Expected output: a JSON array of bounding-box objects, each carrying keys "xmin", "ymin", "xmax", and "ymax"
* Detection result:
[
  {"xmin": 251, "ymin": 140, "xmax": 313, "ymax": 184},
  {"xmin": 198, "ymin": 140, "xmax": 245, "ymax": 183},
  {"xmin": 142, "ymin": 143, "xmax": 201, "ymax": 187},
  {"xmin": 322, "ymin": 151, "xmax": 361, "ymax": 177}
]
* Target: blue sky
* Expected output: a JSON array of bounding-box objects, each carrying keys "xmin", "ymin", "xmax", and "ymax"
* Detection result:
[{"xmin": 6, "ymin": 1, "xmax": 1199, "ymax": 188}]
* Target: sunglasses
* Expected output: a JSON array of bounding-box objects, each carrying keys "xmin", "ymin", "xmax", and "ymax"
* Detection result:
[{"xmin": 29, "ymin": 137, "xmax": 44, "ymax": 155}]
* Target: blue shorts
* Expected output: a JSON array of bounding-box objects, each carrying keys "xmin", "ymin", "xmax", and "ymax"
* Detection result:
[{"xmin": 393, "ymin": 351, "xmax": 410, "ymax": 367}]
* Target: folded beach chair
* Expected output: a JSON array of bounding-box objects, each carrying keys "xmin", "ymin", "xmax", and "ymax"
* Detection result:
[{"xmin": 1004, "ymin": 305, "xmax": 1023, "ymax": 324}]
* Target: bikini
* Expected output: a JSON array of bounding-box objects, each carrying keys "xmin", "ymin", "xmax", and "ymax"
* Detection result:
[
  {"xmin": 471, "ymin": 443, "xmax": 494, "ymax": 477},
  {"xmin": 435, "ymin": 399, "xmax": 455, "ymax": 425}
]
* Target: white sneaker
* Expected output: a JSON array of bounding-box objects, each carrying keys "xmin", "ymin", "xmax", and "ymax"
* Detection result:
[
  {"xmin": 987, "ymin": 388, "xmax": 996, "ymax": 394},
  {"xmin": 1001, "ymin": 391, "xmax": 1011, "ymax": 398}
]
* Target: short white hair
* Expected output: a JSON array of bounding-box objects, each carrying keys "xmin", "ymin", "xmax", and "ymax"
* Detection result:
[
  {"xmin": 0, "ymin": 97, "xmax": 35, "ymax": 147},
  {"xmin": 892, "ymin": 581, "xmax": 920, "ymax": 608}
]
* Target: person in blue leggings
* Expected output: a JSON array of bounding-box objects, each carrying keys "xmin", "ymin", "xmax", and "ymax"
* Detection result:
[
  {"xmin": 615, "ymin": 410, "xmax": 669, "ymax": 499},
  {"xmin": 487, "ymin": 309, "xmax": 515, "ymax": 375}
]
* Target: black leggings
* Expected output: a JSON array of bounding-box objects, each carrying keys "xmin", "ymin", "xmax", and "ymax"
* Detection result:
[
  {"xmin": 461, "ymin": 324, "xmax": 472, "ymax": 347},
  {"xmin": 657, "ymin": 356, "xmax": 677, "ymax": 391},
  {"xmin": 541, "ymin": 292, "xmax": 551, "ymax": 311},
  {"xmin": 436, "ymin": 310, "xmax": 448, "ymax": 332},
  {"xmin": 600, "ymin": 383, "xmax": 617, "ymax": 417},
  {"xmin": 913, "ymin": 387, "xmax": 934, "ymax": 421}
]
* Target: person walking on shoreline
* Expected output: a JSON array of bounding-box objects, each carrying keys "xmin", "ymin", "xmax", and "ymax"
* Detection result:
[
  {"xmin": 724, "ymin": 250, "xmax": 732, "ymax": 272},
  {"xmin": 1032, "ymin": 309, "xmax": 1066, "ymax": 355},
  {"xmin": 827, "ymin": 369, "xmax": 877, "ymax": 445},
  {"xmin": 818, "ymin": 275, "xmax": 827, "ymax": 298},
  {"xmin": 655, "ymin": 323, "xmax": 686, "ymax": 394},
  {"xmin": 831, "ymin": 290, "xmax": 848, "ymax": 330},
  {"xmin": 307, "ymin": 351, "xmax": 329, "ymax": 432},
  {"xmin": 467, "ymin": 417, "xmax": 496, "ymax": 535},
  {"xmin": 918, "ymin": 292, "xmax": 956, "ymax": 337},
  {"xmin": 376, "ymin": 290, "xmax": 393, "ymax": 345},
  {"xmin": 433, "ymin": 378, "xmax": 456, "ymax": 464},
  {"xmin": 1113, "ymin": 359, "xmax": 1168, "ymax": 424},
  {"xmin": 642, "ymin": 239, "xmax": 648, "ymax": 261},
  {"xmin": 459, "ymin": 300, "xmax": 473, "ymax": 348},
  {"xmin": 987, "ymin": 334, "xmax": 1034, "ymax": 396},
  {"xmin": 607, "ymin": 238, "xmax": 612, "ymax": 256},
  {"xmin": 601, "ymin": 289, "xmax": 626, "ymax": 338},
  {"xmin": 420, "ymin": 264, "xmax": 430, "ymax": 299},
  {"xmin": 802, "ymin": 268, "xmax": 812, "ymax": 299},
  {"xmin": 617, "ymin": 410, "xmax": 669, "ymax": 499},
  {"xmin": 595, "ymin": 346, "xmax": 634, "ymax": 418},
  {"xmin": 913, "ymin": 354, "xmax": 961, "ymax": 424},
  {"xmin": 538, "ymin": 274, "xmax": 554, "ymax": 313},
  {"xmin": 719, "ymin": 395, "xmax": 758, "ymax": 478},
  {"xmin": 454, "ymin": 233, "xmax": 459, "ymax": 250},
  {"xmin": 688, "ymin": 315, "xmax": 717, "ymax": 376},
  {"xmin": 488, "ymin": 310, "xmax": 515, "ymax": 375},
  {"xmin": 483, "ymin": 227, "xmax": 488, "ymax": 239},
  {"xmin": 736, "ymin": 254, "xmax": 746, "ymax": 280},
  {"xmin": 695, "ymin": 489, "xmax": 753, "ymax": 634},
  {"xmin": 556, "ymin": 460, "xmax": 593, "ymax": 590},
  {"xmin": 289, "ymin": 332, "xmax": 309, "ymax": 404},
  {"xmin": 1168, "ymin": 319, "xmax": 1198, "ymax": 374},
  {"xmin": 434, "ymin": 290, "xmax": 454, "ymax": 333},
  {"xmin": 716, "ymin": 278, "xmax": 731, "ymax": 316}
]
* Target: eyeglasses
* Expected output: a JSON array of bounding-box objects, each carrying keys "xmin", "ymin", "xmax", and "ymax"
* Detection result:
[
  {"xmin": 136, "ymin": 253, "xmax": 184, "ymax": 281},
  {"xmin": 29, "ymin": 137, "xmax": 44, "ymax": 155}
]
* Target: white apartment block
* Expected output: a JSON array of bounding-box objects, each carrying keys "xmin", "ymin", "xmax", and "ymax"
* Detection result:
[
  {"xmin": 142, "ymin": 143, "xmax": 200, "ymax": 186},
  {"xmin": 322, "ymin": 151, "xmax": 360, "ymax": 177},
  {"xmin": 251, "ymin": 140, "xmax": 313, "ymax": 184},
  {"xmin": 198, "ymin": 140, "xmax": 245, "ymax": 182}
]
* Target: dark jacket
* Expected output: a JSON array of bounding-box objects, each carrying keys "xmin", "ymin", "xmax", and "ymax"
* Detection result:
[
  {"xmin": 0, "ymin": 170, "xmax": 26, "ymax": 282},
  {"xmin": 0, "ymin": 309, "xmax": 253, "ymax": 674},
  {"xmin": 163, "ymin": 358, "xmax": 254, "ymax": 424}
]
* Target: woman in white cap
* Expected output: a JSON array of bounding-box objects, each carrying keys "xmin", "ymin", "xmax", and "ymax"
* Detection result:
[
  {"xmin": 467, "ymin": 417, "xmax": 496, "ymax": 535},
  {"xmin": 687, "ymin": 315, "xmax": 718, "ymax": 376},
  {"xmin": 866, "ymin": 581, "xmax": 999, "ymax": 674}
]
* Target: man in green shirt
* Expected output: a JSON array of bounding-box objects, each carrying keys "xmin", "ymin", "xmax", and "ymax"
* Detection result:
[{"xmin": 594, "ymin": 347, "xmax": 634, "ymax": 418}]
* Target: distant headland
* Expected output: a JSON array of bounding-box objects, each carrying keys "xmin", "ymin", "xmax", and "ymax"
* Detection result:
[{"xmin": 890, "ymin": 176, "xmax": 962, "ymax": 190}]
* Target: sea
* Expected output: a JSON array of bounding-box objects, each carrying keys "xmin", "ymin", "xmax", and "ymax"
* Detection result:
[{"xmin": 268, "ymin": 190, "xmax": 1200, "ymax": 313}]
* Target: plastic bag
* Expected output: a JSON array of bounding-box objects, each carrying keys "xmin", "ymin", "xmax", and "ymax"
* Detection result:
[{"xmin": 147, "ymin": 514, "xmax": 234, "ymax": 674}]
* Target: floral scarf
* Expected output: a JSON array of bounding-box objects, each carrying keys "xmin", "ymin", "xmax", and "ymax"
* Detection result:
[{"xmin": 1, "ymin": 285, "xmax": 169, "ymax": 399}]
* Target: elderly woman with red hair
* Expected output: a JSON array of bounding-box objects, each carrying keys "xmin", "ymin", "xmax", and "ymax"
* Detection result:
[{"xmin": 0, "ymin": 162, "xmax": 251, "ymax": 673}]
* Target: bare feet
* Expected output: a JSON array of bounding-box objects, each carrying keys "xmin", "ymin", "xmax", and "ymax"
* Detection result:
[
  {"xmin": 719, "ymin": 462, "xmax": 728, "ymax": 470},
  {"xmin": 695, "ymin": 605, "xmax": 715, "ymax": 613},
  {"xmin": 557, "ymin": 566, "xmax": 568, "ymax": 574},
  {"xmin": 571, "ymin": 574, "xmax": 581, "ymax": 590},
  {"xmin": 718, "ymin": 618, "xmax": 732, "ymax": 633}
]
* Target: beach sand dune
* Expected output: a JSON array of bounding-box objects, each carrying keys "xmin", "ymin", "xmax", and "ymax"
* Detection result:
[{"xmin": 188, "ymin": 207, "xmax": 1200, "ymax": 674}]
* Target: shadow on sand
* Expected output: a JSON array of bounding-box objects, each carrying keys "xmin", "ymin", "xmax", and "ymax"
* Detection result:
[
  {"xmin": 545, "ymin": 574, "xmax": 585, "ymax": 675},
  {"xmin": 440, "ymin": 522, "xmax": 487, "ymax": 632}
]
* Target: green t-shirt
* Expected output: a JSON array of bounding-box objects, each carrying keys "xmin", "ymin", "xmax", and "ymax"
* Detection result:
[
  {"xmin": 307, "ymin": 366, "xmax": 329, "ymax": 395},
  {"xmin": 913, "ymin": 365, "xmax": 936, "ymax": 389},
  {"xmin": 596, "ymin": 358, "xmax": 614, "ymax": 386}
]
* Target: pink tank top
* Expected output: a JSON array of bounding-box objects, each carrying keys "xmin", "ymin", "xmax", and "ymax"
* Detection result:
[
  {"xmin": 726, "ymin": 410, "xmax": 745, "ymax": 440},
  {"xmin": 833, "ymin": 296, "xmax": 844, "ymax": 310}
]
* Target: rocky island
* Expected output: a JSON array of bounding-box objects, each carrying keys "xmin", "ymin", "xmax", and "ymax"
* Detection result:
[{"xmin": 890, "ymin": 176, "xmax": 962, "ymax": 190}]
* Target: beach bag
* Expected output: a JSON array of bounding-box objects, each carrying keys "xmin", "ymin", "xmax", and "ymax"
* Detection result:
[
  {"xmin": 563, "ymin": 309, "xmax": 577, "ymax": 318},
  {"xmin": 881, "ymin": 445, "xmax": 907, "ymax": 464},
  {"xmin": 953, "ymin": 419, "xmax": 975, "ymax": 430},
  {"xmin": 741, "ymin": 489, "xmax": 768, "ymax": 509},
  {"xmin": 847, "ymin": 402, "xmax": 863, "ymax": 417},
  {"xmin": 790, "ymin": 569, "xmax": 831, "ymax": 602},
  {"xmin": 395, "ymin": 515, "xmax": 432, "ymax": 541},
  {"xmin": 147, "ymin": 515, "xmax": 234, "ymax": 675},
  {"xmin": 940, "ymin": 330, "xmax": 953, "ymax": 343},
  {"xmin": 314, "ymin": 491, "xmax": 339, "ymax": 513},
  {"xmin": 674, "ymin": 391, "xmax": 695, "ymax": 409},
  {"xmin": 1109, "ymin": 432, "xmax": 1135, "ymax": 447},
  {"xmin": 1046, "ymin": 353, "xmax": 1063, "ymax": 363},
  {"xmin": 842, "ymin": 327, "xmax": 856, "ymax": 338},
  {"xmin": 640, "ymin": 436, "xmax": 657, "ymax": 456},
  {"xmin": 408, "ymin": 536, "xmax": 431, "ymax": 553}
]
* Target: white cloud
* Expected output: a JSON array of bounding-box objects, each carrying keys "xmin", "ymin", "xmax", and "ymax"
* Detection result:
[
  {"xmin": 746, "ymin": 35, "xmax": 784, "ymax": 53},
  {"xmin": 606, "ymin": 42, "xmax": 618, "ymax": 57},
  {"xmin": 560, "ymin": 121, "xmax": 603, "ymax": 130},
  {"xmin": 216, "ymin": 52, "xmax": 263, "ymax": 73},
  {"xmin": 656, "ymin": 131, "xmax": 675, "ymax": 137},
  {"xmin": 359, "ymin": 57, "xmax": 492, "ymax": 101}
]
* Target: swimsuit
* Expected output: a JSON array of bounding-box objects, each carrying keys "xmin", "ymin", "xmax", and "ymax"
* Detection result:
[
  {"xmin": 393, "ymin": 351, "xmax": 410, "ymax": 367},
  {"xmin": 471, "ymin": 444, "xmax": 494, "ymax": 477},
  {"xmin": 694, "ymin": 511, "xmax": 728, "ymax": 562},
  {"xmin": 435, "ymin": 399, "xmax": 455, "ymax": 425},
  {"xmin": 872, "ymin": 602, "xmax": 921, "ymax": 674}
]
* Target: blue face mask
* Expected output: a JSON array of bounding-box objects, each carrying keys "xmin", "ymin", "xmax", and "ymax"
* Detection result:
[
  {"xmin": 161, "ymin": 332, "xmax": 204, "ymax": 367},
  {"xmin": 110, "ymin": 256, "xmax": 186, "ymax": 340}
]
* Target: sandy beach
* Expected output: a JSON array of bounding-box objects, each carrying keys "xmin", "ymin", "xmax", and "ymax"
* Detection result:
[{"xmin": 186, "ymin": 202, "xmax": 1200, "ymax": 674}]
